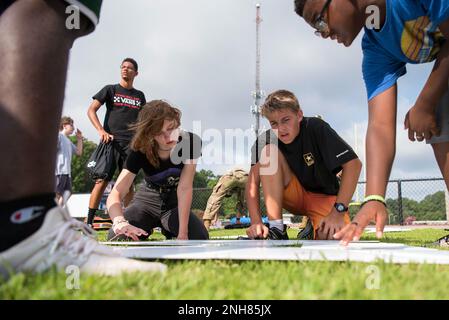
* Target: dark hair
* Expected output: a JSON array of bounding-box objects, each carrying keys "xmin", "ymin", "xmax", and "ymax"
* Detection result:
[
  {"xmin": 261, "ymin": 90, "xmax": 301, "ymax": 117},
  {"xmin": 121, "ymin": 57, "xmax": 138, "ymax": 71},
  {"xmin": 59, "ymin": 116, "xmax": 73, "ymax": 130},
  {"xmin": 294, "ymin": 0, "xmax": 307, "ymax": 17},
  {"xmin": 130, "ymin": 100, "xmax": 181, "ymax": 168}
]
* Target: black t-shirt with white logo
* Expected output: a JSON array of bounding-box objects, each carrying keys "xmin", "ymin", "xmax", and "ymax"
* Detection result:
[
  {"xmin": 93, "ymin": 84, "xmax": 146, "ymax": 141},
  {"xmin": 251, "ymin": 117, "xmax": 358, "ymax": 195},
  {"xmin": 125, "ymin": 131, "xmax": 202, "ymax": 188}
]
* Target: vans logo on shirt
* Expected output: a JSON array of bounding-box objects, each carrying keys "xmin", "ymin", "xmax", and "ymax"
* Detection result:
[
  {"xmin": 303, "ymin": 153, "xmax": 315, "ymax": 167},
  {"xmin": 10, "ymin": 206, "xmax": 45, "ymax": 224},
  {"xmin": 113, "ymin": 94, "xmax": 142, "ymax": 109}
]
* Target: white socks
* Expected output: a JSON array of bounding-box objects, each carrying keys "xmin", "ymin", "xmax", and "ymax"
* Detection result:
[{"xmin": 268, "ymin": 219, "xmax": 284, "ymax": 231}]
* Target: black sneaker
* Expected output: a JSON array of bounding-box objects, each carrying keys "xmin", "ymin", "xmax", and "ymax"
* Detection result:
[
  {"xmin": 268, "ymin": 225, "xmax": 289, "ymax": 240},
  {"xmin": 296, "ymin": 218, "xmax": 314, "ymax": 240},
  {"xmin": 161, "ymin": 227, "xmax": 176, "ymax": 240}
]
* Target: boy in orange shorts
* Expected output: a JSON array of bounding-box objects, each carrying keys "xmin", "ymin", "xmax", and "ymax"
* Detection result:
[{"xmin": 246, "ymin": 90, "xmax": 362, "ymax": 240}]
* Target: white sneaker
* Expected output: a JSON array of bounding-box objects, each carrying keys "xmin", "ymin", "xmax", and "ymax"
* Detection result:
[{"xmin": 0, "ymin": 206, "xmax": 167, "ymax": 278}]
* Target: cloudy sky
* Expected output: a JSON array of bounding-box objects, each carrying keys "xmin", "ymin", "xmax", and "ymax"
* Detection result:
[{"xmin": 63, "ymin": 0, "xmax": 439, "ymax": 179}]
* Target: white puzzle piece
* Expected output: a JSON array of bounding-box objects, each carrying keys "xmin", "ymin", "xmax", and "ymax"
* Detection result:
[
  {"xmin": 103, "ymin": 240, "xmax": 449, "ymax": 264},
  {"xmin": 364, "ymin": 226, "xmax": 412, "ymax": 233}
]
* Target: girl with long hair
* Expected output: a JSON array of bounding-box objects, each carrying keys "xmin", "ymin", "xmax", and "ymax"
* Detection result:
[{"xmin": 106, "ymin": 100, "xmax": 208, "ymax": 240}]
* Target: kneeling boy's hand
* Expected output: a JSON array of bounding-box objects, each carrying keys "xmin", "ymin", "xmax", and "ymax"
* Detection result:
[
  {"xmin": 246, "ymin": 223, "xmax": 269, "ymax": 239},
  {"xmin": 334, "ymin": 201, "xmax": 388, "ymax": 246},
  {"xmin": 317, "ymin": 209, "xmax": 346, "ymax": 240}
]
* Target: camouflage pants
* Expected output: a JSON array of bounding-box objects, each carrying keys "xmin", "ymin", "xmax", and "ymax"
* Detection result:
[{"xmin": 202, "ymin": 171, "xmax": 248, "ymax": 223}]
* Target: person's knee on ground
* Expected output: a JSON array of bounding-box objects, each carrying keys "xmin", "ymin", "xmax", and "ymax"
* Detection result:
[
  {"xmin": 188, "ymin": 213, "xmax": 209, "ymax": 240},
  {"xmin": 165, "ymin": 210, "xmax": 209, "ymax": 240}
]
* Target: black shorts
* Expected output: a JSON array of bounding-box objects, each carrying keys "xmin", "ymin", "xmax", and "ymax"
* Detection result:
[
  {"xmin": 55, "ymin": 174, "xmax": 72, "ymax": 195},
  {"xmin": 107, "ymin": 183, "xmax": 209, "ymax": 240},
  {"xmin": 104, "ymin": 139, "xmax": 130, "ymax": 181}
]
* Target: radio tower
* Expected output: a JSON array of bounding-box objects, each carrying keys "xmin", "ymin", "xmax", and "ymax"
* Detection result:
[{"xmin": 251, "ymin": 3, "xmax": 264, "ymax": 137}]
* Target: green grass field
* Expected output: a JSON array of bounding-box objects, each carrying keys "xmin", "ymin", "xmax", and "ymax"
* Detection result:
[{"xmin": 1, "ymin": 228, "xmax": 449, "ymax": 300}]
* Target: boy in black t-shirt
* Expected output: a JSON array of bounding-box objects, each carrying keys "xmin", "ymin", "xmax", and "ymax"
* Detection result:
[
  {"xmin": 86, "ymin": 58, "xmax": 146, "ymax": 226},
  {"xmin": 246, "ymin": 90, "xmax": 362, "ymax": 240}
]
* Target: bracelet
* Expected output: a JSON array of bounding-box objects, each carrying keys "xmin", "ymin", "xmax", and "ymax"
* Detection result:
[
  {"xmin": 112, "ymin": 220, "xmax": 130, "ymax": 233},
  {"xmin": 362, "ymin": 195, "xmax": 386, "ymax": 207},
  {"xmin": 112, "ymin": 216, "xmax": 128, "ymax": 226}
]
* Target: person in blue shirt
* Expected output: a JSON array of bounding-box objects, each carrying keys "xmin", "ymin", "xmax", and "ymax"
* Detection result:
[{"xmin": 294, "ymin": 0, "xmax": 449, "ymax": 244}]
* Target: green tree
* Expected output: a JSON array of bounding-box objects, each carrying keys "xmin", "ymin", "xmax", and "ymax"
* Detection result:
[
  {"xmin": 191, "ymin": 169, "xmax": 217, "ymax": 211},
  {"xmin": 418, "ymin": 191, "xmax": 445, "ymax": 220},
  {"xmin": 193, "ymin": 169, "xmax": 217, "ymax": 188},
  {"xmin": 70, "ymin": 137, "xmax": 97, "ymax": 193},
  {"xmin": 382, "ymin": 191, "xmax": 446, "ymax": 223}
]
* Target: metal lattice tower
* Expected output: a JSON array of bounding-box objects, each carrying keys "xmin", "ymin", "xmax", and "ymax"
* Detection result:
[{"xmin": 251, "ymin": 3, "xmax": 264, "ymax": 137}]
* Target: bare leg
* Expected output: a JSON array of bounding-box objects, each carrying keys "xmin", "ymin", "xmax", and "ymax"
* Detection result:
[
  {"xmin": 0, "ymin": 0, "xmax": 169, "ymax": 276},
  {"xmin": 89, "ymin": 180, "xmax": 109, "ymax": 209},
  {"xmin": 55, "ymin": 194, "xmax": 63, "ymax": 206},
  {"xmin": 259, "ymin": 144, "xmax": 293, "ymax": 221},
  {"xmin": 0, "ymin": 0, "xmax": 90, "ymax": 201},
  {"xmin": 432, "ymin": 142, "xmax": 449, "ymax": 190}
]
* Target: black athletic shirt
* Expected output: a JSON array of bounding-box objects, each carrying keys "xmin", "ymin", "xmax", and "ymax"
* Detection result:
[
  {"xmin": 125, "ymin": 131, "xmax": 202, "ymax": 188},
  {"xmin": 251, "ymin": 117, "xmax": 358, "ymax": 195},
  {"xmin": 93, "ymin": 84, "xmax": 146, "ymax": 141}
]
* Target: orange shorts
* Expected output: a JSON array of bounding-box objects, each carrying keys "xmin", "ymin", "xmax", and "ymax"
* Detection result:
[{"xmin": 282, "ymin": 175, "xmax": 350, "ymax": 234}]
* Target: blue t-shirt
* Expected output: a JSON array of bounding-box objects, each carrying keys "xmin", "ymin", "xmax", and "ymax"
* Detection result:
[{"xmin": 362, "ymin": 0, "xmax": 449, "ymax": 100}]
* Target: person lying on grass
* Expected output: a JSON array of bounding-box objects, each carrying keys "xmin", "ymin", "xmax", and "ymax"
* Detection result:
[
  {"xmin": 246, "ymin": 90, "xmax": 362, "ymax": 240},
  {"xmin": 106, "ymin": 100, "xmax": 209, "ymax": 241}
]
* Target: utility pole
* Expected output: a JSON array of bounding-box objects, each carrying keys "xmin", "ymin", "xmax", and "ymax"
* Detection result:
[{"xmin": 251, "ymin": 3, "xmax": 264, "ymax": 137}]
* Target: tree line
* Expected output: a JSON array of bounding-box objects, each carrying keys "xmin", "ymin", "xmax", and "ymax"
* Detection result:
[{"xmin": 71, "ymin": 137, "xmax": 447, "ymax": 222}]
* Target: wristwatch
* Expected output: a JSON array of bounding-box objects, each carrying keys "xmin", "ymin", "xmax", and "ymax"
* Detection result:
[{"xmin": 334, "ymin": 202, "xmax": 348, "ymax": 213}]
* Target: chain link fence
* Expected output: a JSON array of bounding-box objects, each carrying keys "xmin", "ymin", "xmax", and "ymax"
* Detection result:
[
  {"xmin": 191, "ymin": 188, "xmax": 269, "ymax": 218},
  {"xmin": 192, "ymin": 178, "xmax": 449, "ymax": 225},
  {"xmin": 352, "ymin": 178, "xmax": 448, "ymax": 225}
]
